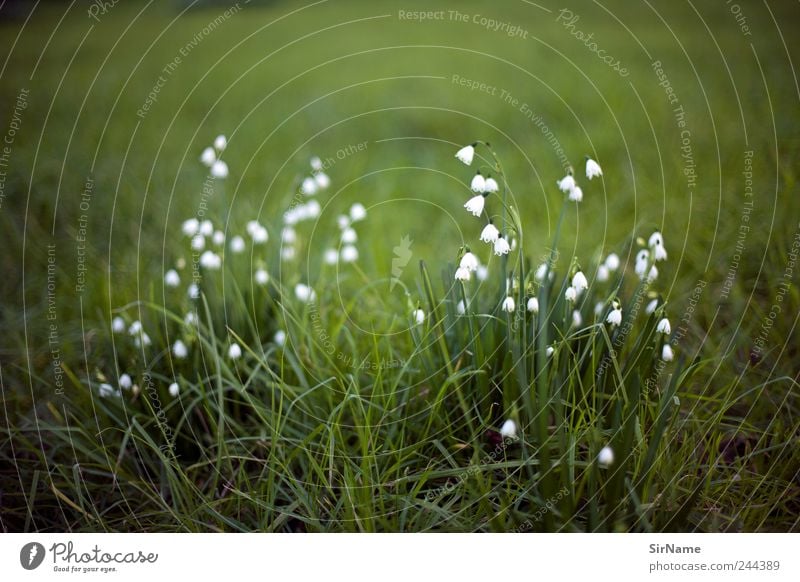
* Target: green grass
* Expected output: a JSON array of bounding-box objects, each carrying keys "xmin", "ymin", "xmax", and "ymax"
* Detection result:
[{"xmin": 1, "ymin": 0, "xmax": 799, "ymax": 532}]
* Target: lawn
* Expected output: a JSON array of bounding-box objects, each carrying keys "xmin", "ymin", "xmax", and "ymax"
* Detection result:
[{"xmin": 1, "ymin": 0, "xmax": 798, "ymax": 532}]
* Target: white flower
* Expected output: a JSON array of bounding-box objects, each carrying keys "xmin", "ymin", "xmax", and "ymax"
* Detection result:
[
  {"xmin": 646, "ymin": 299, "xmax": 659, "ymax": 315},
  {"xmin": 337, "ymin": 214, "xmax": 351, "ymax": 229},
  {"xmin": 112, "ymin": 316, "xmax": 126, "ymax": 333},
  {"xmin": 184, "ymin": 311, "xmax": 198, "ymax": 326},
  {"xmin": 191, "ymin": 234, "xmax": 205, "ymax": 251},
  {"xmin": 585, "ymin": 157, "xmax": 603, "ymax": 179},
  {"xmin": 662, "ymin": 344, "xmax": 674, "ymax": 361},
  {"xmin": 98, "ymin": 383, "xmax": 117, "ymax": 398},
  {"xmin": 470, "ymin": 172, "xmax": 486, "ymax": 193},
  {"xmin": 648, "ymin": 231, "xmax": 664, "ymax": 248},
  {"xmin": 274, "ymin": 330, "xmax": 287, "ymax": 346},
  {"xmin": 310, "ymin": 156, "xmax": 323, "ymax": 171},
  {"xmin": 324, "ymin": 248, "xmax": 339, "ymax": 265},
  {"xmin": 341, "ymin": 227, "xmax": 357, "ymax": 244},
  {"xmin": 281, "ymin": 246, "xmax": 296, "ymax": 261},
  {"xmin": 597, "ymin": 446, "xmax": 614, "ymax": 467},
  {"xmin": 301, "ymin": 177, "xmax": 317, "ymax": 196},
  {"xmin": 199, "ymin": 220, "xmax": 213, "ymax": 237},
  {"xmin": 314, "ymin": 171, "xmax": 330, "ymax": 189},
  {"xmin": 568, "ymin": 185, "xmax": 583, "ymax": 202},
  {"xmin": 546, "ymin": 346, "xmax": 555, "ymax": 357},
  {"xmin": 341, "ymin": 245, "xmax": 359, "ymax": 263},
  {"xmin": 173, "ymin": 340, "xmax": 188, "ymax": 359},
  {"xmin": 182, "ymin": 218, "xmax": 200, "ymax": 237},
  {"xmin": 454, "ymin": 266, "xmax": 471, "ymax": 282},
  {"xmin": 228, "ymin": 343, "xmax": 242, "ymax": 360},
  {"xmin": 212, "ymin": 230, "xmax": 225, "ymax": 246},
  {"xmin": 605, "ymin": 253, "xmax": 620, "ymax": 271},
  {"xmin": 229, "ymin": 235, "xmax": 246, "ymax": 254},
  {"xmin": 246, "ymin": 220, "xmax": 261, "ymax": 236},
  {"xmin": 502, "ymin": 296, "xmax": 516, "ymax": 313},
  {"xmin": 646, "ymin": 265, "xmax": 659, "ymax": 282},
  {"xmin": 210, "ymin": 160, "xmax": 228, "ymax": 179},
  {"xmin": 460, "ymin": 252, "xmax": 479, "ymax": 272},
  {"xmin": 572, "ymin": 271, "xmax": 588, "ymax": 293},
  {"xmin": 128, "ymin": 321, "xmax": 142, "ymax": 335},
  {"xmin": 493, "ymin": 236, "xmax": 510, "ymax": 256},
  {"xmin": 350, "ymin": 203, "xmax": 367, "ymax": 222},
  {"xmin": 252, "ymin": 226, "xmax": 268, "ymax": 244},
  {"xmin": 535, "ymin": 263, "xmax": 549, "ymax": 282},
  {"xmin": 557, "ymin": 173, "xmax": 576, "ymax": 193},
  {"xmin": 594, "ymin": 301, "xmax": 605, "ymax": 316},
  {"xmin": 455, "ymin": 144, "xmax": 475, "ymax": 166},
  {"xmin": 305, "ymin": 199, "xmax": 321, "ymax": 218},
  {"xmin": 635, "ymin": 249, "xmax": 650, "ymax": 279},
  {"xmin": 134, "ymin": 332, "xmax": 151, "ymax": 348},
  {"xmin": 214, "ymin": 134, "xmax": 227, "ymax": 152},
  {"xmin": 527, "ymin": 297, "xmax": 539, "ymax": 313},
  {"xmin": 572, "ymin": 309, "xmax": 583, "ymax": 328},
  {"xmin": 200, "ymin": 251, "xmax": 222, "ymax": 270},
  {"xmin": 483, "ymin": 176, "xmax": 499, "ymax": 193},
  {"xmin": 295, "ymin": 283, "xmax": 316, "ymax": 303},
  {"xmin": 282, "ymin": 227, "xmax": 297, "ymax": 244},
  {"xmin": 654, "ymin": 244, "xmax": 668, "ymax": 262},
  {"xmin": 200, "ymin": 147, "xmax": 216, "ymax": 167},
  {"xmin": 476, "ymin": 265, "xmax": 489, "ymax": 281},
  {"xmin": 119, "ymin": 373, "xmax": 132, "ymax": 390},
  {"xmin": 656, "ymin": 318, "xmax": 672, "ymax": 335},
  {"xmin": 500, "ymin": 419, "xmax": 517, "ymax": 439},
  {"xmin": 169, "ymin": 382, "xmax": 180, "ymax": 397},
  {"xmin": 413, "ymin": 309, "xmax": 425, "ymax": 325},
  {"xmin": 456, "ymin": 299, "xmax": 468, "ymax": 314},
  {"xmin": 254, "ymin": 268, "xmax": 269, "ymax": 286},
  {"xmin": 606, "ymin": 306, "xmax": 622, "ymax": 327},
  {"xmin": 187, "ymin": 283, "xmax": 200, "ymax": 299},
  {"xmin": 565, "ymin": 286, "xmax": 578, "ymax": 302},
  {"xmin": 464, "ymin": 194, "xmax": 486, "ymax": 216},
  {"xmin": 283, "ymin": 208, "xmax": 299, "ymax": 225},
  {"xmin": 650, "ymin": 231, "xmax": 667, "ymax": 261},
  {"xmin": 480, "ymin": 222, "xmax": 500, "ymax": 243},
  {"xmin": 597, "ymin": 264, "xmax": 610, "ymax": 282}
]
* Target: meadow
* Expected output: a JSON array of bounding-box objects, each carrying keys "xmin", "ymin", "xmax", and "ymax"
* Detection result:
[{"xmin": 1, "ymin": 0, "xmax": 798, "ymax": 532}]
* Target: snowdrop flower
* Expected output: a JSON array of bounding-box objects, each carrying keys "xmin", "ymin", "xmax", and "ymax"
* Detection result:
[
  {"xmin": 229, "ymin": 235, "xmax": 246, "ymax": 254},
  {"xmin": 184, "ymin": 311, "xmax": 198, "ymax": 326},
  {"xmin": 606, "ymin": 304, "xmax": 622, "ymax": 327},
  {"xmin": 493, "ymin": 235, "xmax": 510, "ymax": 256},
  {"xmin": 182, "ymin": 218, "xmax": 200, "ymax": 237},
  {"xmin": 274, "ymin": 330, "xmax": 287, "ymax": 346},
  {"xmin": 527, "ymin": 297, "xmax": 539, "ymax": 313},
  {"xmin": 134, "ymin": 332, "xmax": 152, "ymax": 348},
  {"xmin": 565, "ymin": 286, "xmax": 578, "ymax": 302},
  {"xmin": 572, "ymin": 309, "xmax": 583, "ymax": 328},
  {"xmin": 305, "ymin": 199, "xmax": 321, "ymax": 218},
  {"xmin": 568, "ymin": 185, "xmax": 583, "ymax": 202},
  {"xmin": 112, "ymin": 316, "xmax": 126, "ymax": 333},
  {"xmin": 455, "ymin": 143, "xmax": 476, "ymax": 166},
  {"xmin": 413, "ymin": 308, "xmax": 425, "ymax": 325},
  {"xmin": 650, "ymin": 231, "xmax": 668, "ymax": 261},
  {"xmin": 294, "ymin": 283, "xmax": 316, "ymax": 303},
  {"xmin": 173, "ymin": 339, "xmax": 188, "ymax": 359},
  {"xmin": 464, "ymin": 194, "xmax": 486, "ymax": 217},
  {"xmin": 535, "ymin": 263, "xmax": 550, "ymax": 282},
  {"xmin": 648, "ymin": 231, "xmax": 664, "ymax": 248},
  {"xmin": 187, "ymin": 283, "xmax": 200, "ymax": 299},
  {"xmin": 128, "ymin": 321, "xmax": 142, "ymax": 335},
  {"xmin": 337, "ymin": 214, "xmax": 350, "ymax": 229},
  {"xmin": 572, "ymin": 271, "xmax": 588, "ymax": 293},
  {"xmin": 500, "ymin": 419, "xmax": 517, "ymax": 439},
  {"xmin": 483, "ymin": 175, "xmax": 499, "ymax": 193},
  {"xmin": 646, "ymin": 298, "xmax": 659, "ymax": 315},
  {"xmin": 454, "ymin": 266, "xmax": 471, "ymax": 282},
  {"xmin": 200, "ymin": 251, "xmax": 222, "ymax": 270},
  {"xmin": 324, "ymin": 248, "xmax": 339, "ymax": 265},
  {"xmin": 301, "ymin": 177, "xmax": 317, "ymax": 196},
  {"xmin": 597, "ymin": 264, "xmax": 610, "ymax": 282},
  {"xmin": 597, "ymin": 446, "xmax": 614, "ymax": 467},
  {"xmin": 460, "ymin": 251, "xmax": 479, "ymax": 272},
  {"xmin": 557, "ymin": 173, "xmax": 576, "ymax": 193},
  {"xmin": 214, "ymin": 134, "xmax": 227, "ymax": 152},
  {"xmin": 341, "ymin": 245, "xmax": 359, "ymax": 263},
  {"xmin": 191, "ymin": 234, "xmax": 205, "ymax": 251},
  {"xmin": 350, "ymin": 203, "xmax": 367, "ymax": 222},
  {"xmin": 282, "ymin": 227, "xmax": 297, "ymax": 244},
  {"xmin": 252, "ymin": 226, "xmax": 268, "ymax": 244},
  {"xmin": 456, "ymin": 299, "xmax": 468, "ymax": 314},
  {"xmin": 656, "ymin": 318, "xmax": 672, "ymax": 335},
  {"xmin": 199, "ymin": 220, "xmax": 213, "ymax": 237},
  {"xmin": 480, "ymin": 222, "xmax": 500, "ymax": 243},
  {"xmin": 210, "ymin": 160, "xmax": 228, "ymax": 179},
  {"xmin": 341, "ymin": 227, "xmax": 357, "ymax": 244},
  {"xmin": 502, "ymin": 296, "xmax": 516, "ymax": 313},
  {"xmin": 314, "ymin": 171, "xmax": 330, "ymax": 189},
  {"xmin": 200, "ymin": 147, "xmax": 216, "ymax": 167},
  {"xmin": 605, "ymin": 253, "xmax": 620, "ymax": 271},
  {"xmin": 228, "ymin": 343, "xmax": 242, "ymax": 360},
  {"xmin": 635, "ymin": 249, "xmax": 650, "ymax": 280},
  {"xmin": 98, "ymin": 383, "xmax": 116, "ymax": 398},
  {"xmin": 119, "ymin": 373, "xmax": 132, "ymax": 390},
  {"xmin": 646, "ymin": 265, "xmax": 658, "ymax": 282},
  {"xmin": 212, "ymin": 230, "xmax": 225, "ymax": 246},
  {"xmin": 246, "ymin": 220, "xmax": 261, "ymax": 236},
  {"xmin": 546, "ymin": 346, "xmax": 555, "ymax": 357},
  {"xmin": 310, "ymin": 156, "xmax": 322, "ymax": 171},
  {"xmin": 169, "ymin": 382, "xmax": 180, "ymax": 397},
  {"xmin": 662, "ymin": 344, "xmax": 674, "ymax": 362},
  {"xmin": 470, "ymin": 172, "xmax": 486, "ymax": 193},
  {"xmin": 281, "ymin": 246, "xmax": 296, "ymax": 261},
  {"xmin": 476, "ymin": 265, "xmax": 489, "ymax": 281},
  {"xmin": 254, "ymin": 268, "xmax": 269, "ymax": 286},
  {"xmin": 653, "ymin": 244, "xmax": 668, "ymax": 262},
  {"xmin": 283, "ymin": 208, "xmax": 300, "ymax": 225},
  {"xmin": 585, "ymin": 157, "xmax": 603, "ymax": 180}
]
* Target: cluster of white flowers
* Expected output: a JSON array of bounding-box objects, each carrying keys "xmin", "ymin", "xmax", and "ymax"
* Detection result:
[
  {"xmin": 326, "ymin": 202, "xmax": 366, "ymax": 265},
  {"xmin": 557, "ymin": 157, "xmax": 601, "ymax": 203},
  {"xmin": 199, "ymin": 134, "xmax": 229, "ymax": 179}
]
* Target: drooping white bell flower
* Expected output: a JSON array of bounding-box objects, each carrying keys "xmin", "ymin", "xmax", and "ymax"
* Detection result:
[
  {"xmin": 187, "ymin": 283, "xmax": 200, "ymax": 299},
  {"xmin": 128, "ymin": 321, "xmax": 142, "ymax": 335},
  {"xmin": 182, "ymin": 218, "xmax": 200, "ymax": 237},
  {"xmin": 212, "ymin": 230, "xmax": 225, "ymax": 246},
  {"xmin": 134, "ymin": 332, "xmax": 151, "ymax": 348},
  {"xmin": 565, "ymin": 286, "xmax": 578, "ymax": 302},
  {"xmin": 281, "ymin": 246, "xmax": 296, "ymax": 261},
  {"xmin": 350, "ymin": 203, "xmax": 367, "ymax": 222},
  {"xmin": 112, "ymin": 316, "xmax": 126, "ymax": 333},
  {"xmin": 597, "ymin": 446, "xmax": 614, "ymax": 467},
  {"xmin": 314, "ymin": 172, "xmax": 330, "ymax": 189},
  {"xmin": 252, "ymin": 226, "xmax": 268, "ymax": 244},
  {"xmin": 460, "ymin": 251, "xmax": 479, "ymax": 272},
  {"xmin": 470, "ymin": 172, "xmax": 486, "ymax": 193},
  {"xmin": 336, "ymin": 215, "xmax": 350, "ymax": 230},
  {"xmin": 500, "ymin": 419, "xmax": 517, "ymax": 439},
  {"xmin": 282, "ymin": 227, "xmax": 297, "ymax": 244},
  {"xmin": 229, "ymin": 236, "xmax": 246, "ymax": 254},
  {"xmin": 199, "ymin": 220, "xmax": 213, "ymax": 237},
  {"xmin": 604, "ymin": 253, "xmax": 620, "ymax": 271},
  {"xmin": 535, "ymin": 263, "xmax": 549, "ymax": 282},
  {"xmin": 164, "ymin": 269, "xmax": 180, "ymax": 287},
  {"xmin": 464, "ymin": 194, "xmax": 486, "ymax": 217},
  {"xmin": 483, "ymin": 176, "xmax": 499, "ymax": 193},
  {"xmin": 656, "ymin": 318, "xmax": 671, "ymax": 335},
  {"xmin": 214, "ymin": 134, "xmax": 227, "ymax": 152},
  {"xmin": 557, "ymin": 173, "xmax": 576, "ymax": 193},
  {"xmin": 294, "ymin": 283, "xmax": 316, "ymax": 303},
  {"xmin": 274, "ymin": 330, "xmax": 286, "ymax": 346},
  {"xmin": 527, "ymin": 297, "xmax": 539, "ymax": 313},
  {"xmin": 572, "ymin": 271, "xmax": 588, "ymax": 293},
  {"xmin": 310, "ymin": 156, "xmax": 322, "ymax": 171},
  {"xmin": 476, "ymin": 265, "xmax": 489, "ymax": 281},
  {"xmin": 200, "ymin": 147, "xmax": 216, "ymax": 167},
  {"xmin": 98, "ymin": 383, "xmax": 117, "ymax": 398},
  {"xmin": 210, "ymin": 160, "xmax": 228, "ymax": 179},
  {"xmin": 341, "ymin": 245, "xmax": 359, "ymax": 263},
  {"xmin": 455, "ymin": 143, "xmax": 476, "ymax": 166},
  {"xmin": 662, "ymin": 344, "xmax": 674, "ymax": 361},
  {"xmin": 648, "ymin": 231, "xmax": 664, "ymax": 248},
  {"xmin": 305, "ymin": 199, "xmax": 321, "ymax": 218},
  {"xmin": 413, "ymin": 309, "xmax": 425, "ymax": 325},
  {"xmin": 502, "ymin": 296, "xmax": 516, "ymax": 313},
  {"xmin": 169, "ymin": 382, "xmax": 180, "ymax": 397},
  {"xmin": 173, "ymin": 339, "xmax": 188, "ymax": 359},
  {"xmin": 646, "ymin": 299, "xmax": 659, "ymax": 315},
  {"xmin": 341, "ymin": 227, "xmax": 357, "ymax": 244},
  {"xmin": 568, "ymin": 185, "xmax": 583, "ymax": 202},
  {"xmin": 546, "ymin": 346, "xmax": 555, "ymax": 357},
  {"xmin": 606, "ymin": 305, "xmax": 622, "ymax": 327},
  {"xmin": 190, "ymin": 234, "xmax": 205, "ymax": 251},
  {"xmin": 454, "ymin": 266, "xmax": 471, "ymax": 282},
  {"xmin": 324, "ymin": 248, "xmax": 339, "ymax": 265},
  {"xmin": 480, "ymin": 222, "xmax": 500, "ymax": 243},
  {"xmin": 119, "ymin": 373, "xmax": 132, "ymax": 390},
  {"xmin": 254, "ymin": 268, "xmax": 269, "ymax": 286},
  {"xmin": 650, "ymin": 230, "xmax": 668, "ymax": 261},
  {"xmin": 456, "ymin": 299, "xmax": 468, "ymax": 314},
  {"xmin": 228, "ymin": 343, "xmax": 242, "ymax": 360},
  {"xmin": 585, "ymin": 157, "xmax": 603, "ymax": 179},
  {"xmin": 654, "ymin": 244, "xmax": 668, "ymax": 262},
  {"xmin": 493, "ymin": 235, "xmax": 510, "ymax": 256},
  {"xmin": 200, "ymin": 251, "xmax": 222, "ymax": 270},
  {"xmin": 572, "ymin": 310, "xmax": 583, "ymax": 328},
  {"xmin": 301, "ymin": 177, "xmax": 317, "ymax": 196},
  {"xmin": 597, "ymin": 264, "xmax": 610, "ymax": 282},
  {"xmin": 635, "ymin": 249, "xmax": 650, "ymax": 280}
]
